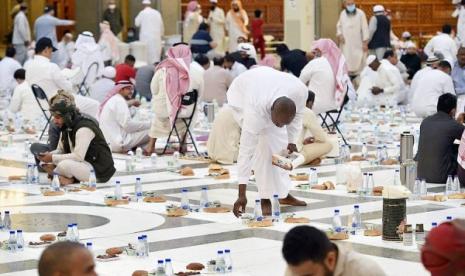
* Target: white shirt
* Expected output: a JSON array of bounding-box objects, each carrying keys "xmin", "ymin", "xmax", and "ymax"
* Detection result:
[
  {"xmin": 229, "ymin": 62, "xmax": 247, "ymax": 79},
  {"xmin": 424, "ymin": 33, "xmax": 458, "ymax": 66},
  {"xmin": 0, "ymin": 57, "xmax": 22, "ymax": 94},
  {"xmin": 227, "ymin": 67, "xmax": 307, "ymax": 184},
  {"xmin": 99, "ymin": 94, "xmax": 150, "ymax": 147},
  {"xmin": 372, "ymin": 62, "xmax": 401, "ymax": 106},
  {"xmin": 381, "ymin": 59, "xmax": 406, "ymax": 102},
  {"xmin": 411, "ymin": 69, "xmax": 455, "ymax": 117},
  {"xmin": 89, "ymin": 78, "xmax": 114, "ymax": 103},
  {"xmin": 56, "ymin": 40, "xmax": 75, "ymax": 69},
  {"xmin": 24, "ymin": 55, "xmax": 73, "ymax": 99},
  {"xmin": 9, "ymin": 81, "xmax": 43, "ymax": 121},
  {"xmin": 299, "ymin": 57, "xmax": 336, "ymax": 114},
  {"xmin": 189, "ymin": 61, "xmax": 205, "ymax": 97},
  {"xmin": 410, "ymin": 66, "xmax": 432, "ymax": 99},
  {"xmin": 12, "ymin": 11, "xmax": 31, "ymax": 45}
]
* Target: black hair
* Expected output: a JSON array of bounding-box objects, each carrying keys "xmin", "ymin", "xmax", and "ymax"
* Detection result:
[
  {"xmin": 275, "ymin": 44, "xmax": 290, "ymax": 56},
  {"xmin": 198, "ymin": 22, "xmax": 209, "ymax": 31},
  {"xmin": 383, "ymin": 49, "xmax": 396, "ymax": 59},
  {"xmin": 437, "ymin": 93, "xmax": 457, "ymax": 114},
  {"xmin": 20, "ymin": 4, "xmax": 27, "ymax": 11},
  {"xmin": 254, "ymin": 9, "xmax": 262, "ymax": 18},
  {"xmin": 194, "ymin": 54, "xmax": 210, "ymax": 66},
  {"xmin": 282, "ymin": 226, "xmax": 333, "ymax": 266},
  {"xmin": 63, "ymin": 30, "xmax": 72, "ymax": 35},
  {"xmin": 14, "ymin": 69, "xmax": 25, "ymax": 80},
  {"xmin": 6, "ymin": 47, "xmax": 16, "ymax": 58},
  {"xmin": 213, "ymin": 56, "xmax": 225, "ymax": 66},
  {"xmin": 125, "ymin": 54, "xmax": 136, "ymax": 63},
  {"xmin": 224, "ymin": 54, "xmax": 235, "ymax": 63},
  {"xmin": 442, "ymin": 24, "xmax": 452, "ymax": 35},
  {"xmin": 173, "ymin": 42, "xmax": 189, "ymax": 47},
  {"xmin": 438, "ymin": 60, "xmax": 452, "ymax": 70},
  {"xmin": 307, "ymin": 91, "xmax": 315, "ymax": 104}
]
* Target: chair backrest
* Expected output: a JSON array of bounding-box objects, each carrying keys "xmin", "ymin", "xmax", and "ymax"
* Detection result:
[{"xmin": 31, "ymin": 84, "xmax": 48, "ymax": 101}]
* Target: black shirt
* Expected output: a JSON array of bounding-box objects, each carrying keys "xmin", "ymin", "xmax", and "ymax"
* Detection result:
[
  {"xmin": 416, "ymin": 112, "xmax": 465, "ymax": 183},
  {"xmin": 401, "ymin": 53, "xmax": 422, "ymax": 80},
  {"xmin": 279, "ymin": 49, "xmax": 308, "ymax": 77}
]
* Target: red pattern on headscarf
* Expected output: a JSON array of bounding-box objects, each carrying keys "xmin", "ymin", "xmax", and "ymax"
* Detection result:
[{"xmin": 98, "ymin": 80, "xmax": 133, "ymax": 117}]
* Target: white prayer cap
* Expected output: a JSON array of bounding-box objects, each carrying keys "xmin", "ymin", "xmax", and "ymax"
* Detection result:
[
  {"xmin": 366, "ymin": 55, "xmax": 377, "ymax": 66},
  {"xmin": 402, "ymin": 31, "xmax": 411, "ymax": 38},
  {"xmin": 103, "ymin": 66, "xmax": 116, "ymax": 79},
  {"xmin": 373, "ymin": 5, "xmax": 385, "ymax": 13},
  {"xmin": 237, "ymin": 43, "xmax": 257, "ymax": 58},
  {"xmin": 210, "ymin": 0, "xmax": 218, "ymax": 3},
  {"xmin": 142, "ymin": 0, "xmax": 151, "ymax": 4},
  {"xmin": 405, "ymin": 41, "xmax": 417, "ymax": 49}
]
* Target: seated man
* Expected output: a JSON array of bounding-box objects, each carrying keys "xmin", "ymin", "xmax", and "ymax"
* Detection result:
[
  {"xmin": 9, "ymin": 69, "xmax": 42, "ymax": 122},
  {"xmin": 400, "ymin": 41, "xmax": 422, "ymax": 80},
  {"xmin": 202, "ymin": 56, "xmax": 232, "ymax": 106},
  {"xmin": 357, "ymin": 55, "xmax": 401, "ymax": 107},
  {"xmin": 381, "ymin": 50, "xmax": 408, "ymax": 103},
  {"xmin": 229, "ymin": 43, "xmax": 257, "ymax": 69},
  {"xmin": 99, "ymin": 80, "xmax": 150, "ymax": 153},
  {"xmin": 416, "ymin": 93, "xmax": 465, "ymax": 184},
  {"xmin": 38, "ymin": 241, "xmax": 97, "ymax": 276},
  {"xmin": 421, "ymin": 219, "xmax": 465, "ymax": 276},
  {"xmin": 411, "ymin": 61, "xmax": 455, "ymax": 118},
  {"xmin": 38, "ymin": 91, "xmax": 116, "ymax": 185},
  {"xmin": 115, "ymin": 54, "xmax": 136, "ymax": 83},
  {"xmin": 223, "ymin": 53, "xmax": 247, "ymax": 79},
  {"xmin": 282, "ymin": 226, "xmax": 386, "ymax": 276},
  {"xmin": 89, "ymin": 66, "xmax": 115, "ymax": 103},
  {"xmin": 135, "ymin": 62, "xmax": 157, "ymax": 101}
]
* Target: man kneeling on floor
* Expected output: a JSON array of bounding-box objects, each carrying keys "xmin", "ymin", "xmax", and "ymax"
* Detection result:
[
  {"xmin": 37, "ymin": 90, "xmax": 116, "ymax": 185},
  {"xmin": 282, "ymin": 226, "xmax": 386, "ymax": 276}
]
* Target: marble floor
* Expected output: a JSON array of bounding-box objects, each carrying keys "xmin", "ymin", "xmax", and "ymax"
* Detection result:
[{"xmin": 0, "ymin": 105, "xmax": 463, "ymax": 276}]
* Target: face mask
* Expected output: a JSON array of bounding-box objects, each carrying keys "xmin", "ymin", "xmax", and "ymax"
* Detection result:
[
  {"xmin": 346, "ymin": 4, "xmax": 356, "ymax": 13},
  {"xmin": 233, "ymin": 7, "xmax": 240, "ymax": 12},
  {"xmin": 109, "ymin": 4, "xmax": 116, "ymax": 10}
]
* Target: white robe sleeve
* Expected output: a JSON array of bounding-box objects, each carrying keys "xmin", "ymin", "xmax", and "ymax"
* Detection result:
[
  {"xmin": 287, "ymin": 107, "xmax": 303, "ymax": 145},
  {"xmin": 381, "ymin": 68, "xmax": 400, "ymax": 95},
  {"xmin": 424, "ymin": 39, "xmax": 434, "ymax": 58}
]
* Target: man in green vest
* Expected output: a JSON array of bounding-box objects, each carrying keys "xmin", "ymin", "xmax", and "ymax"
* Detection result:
[{"xmin": 38, "ymin": 90, "xmax": 116, "ymax": 185}]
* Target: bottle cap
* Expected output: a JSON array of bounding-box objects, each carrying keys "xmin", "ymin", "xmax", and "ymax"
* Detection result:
[
  {"xmin": 138, "ymin": 236, "xmax": 143, "ymax": 240},
  {"xmin": 136, "ymin": 177, "xmax": 141, "ymax": 181},
  {"xmin": 17, "ymin": 230, "xmax": 22, "ymax": 233},
  {"xmin": 354, "ymin": 205, "xmax": 359, "ymax": 208},
  {"xmin": 142, "ymin": 235, "xmax": 147, "ymax": 238},
  {"xmin": 335, "ymin": 209, "xmax": 340, "ymax": 213},
  {"xmin": 116, "ymin": 180, "xmax": 120, "ymax": 184},
  {"xmin": 68, "ymin": 224, "xmax": 73, "ymax": 227},
  {"xmin": 165, "ymin": 258, "xmax": 171, "ymax": 262},
  {"xmin": 218, "ymin": 250, "xmax": 223, "ymax": 254},
  {"xmin": 202, "ymin": 187, "xmax": 207, "ymax": 190},
  {"xmin": 432, "ymin": 222, "xmax": 437, "ymax": 226},
  {"xmin": 447, "ymin": 216, "xmax": 452, "ymax": 220},
  {"xmin": 255, "ymin": 199, "xmax": 260, "ymax": 202},
  {"xmin": 182, "ymin": 189, "xmax": 188, "ymax": 192},
  {"xmin": 225, "ymin": 249, "xmax": 230, "ymax": 253},
  {"xmin": 9, "ymin": 230, "xmax": 15, "ymax": 234},
  {"xmin": 158, "ymin": 260, "xmax": 164, "ymax": 264},
  {"xmin": 5, "ymin": 211, "xmax": 9, "ymax": 214},
  {"xmin": 73, "ymin": 223, "xmax": 78, "ymax": 226},
  {"xmin": 273, "ymin": 194, "xmax": 278, "ymax": 198},
  {"xmin": 86, "ymin": 242, "xmax": 92, "ymax": 246}
]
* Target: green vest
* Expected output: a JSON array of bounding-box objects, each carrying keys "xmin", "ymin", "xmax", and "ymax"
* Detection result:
[{"xmin": 61, "ymin": 115, "xmax": 116, "ymax": 183}]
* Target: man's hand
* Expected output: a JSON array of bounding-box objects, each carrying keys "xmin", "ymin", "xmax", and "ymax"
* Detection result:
[
  {"xmin": 371, "ymin": 87, "xmax": 384, "ymax": 95},
  {"xmin": 128, "ymin": 99, "xmax": 141, "ymax": 107},
  {"xmin": 337, "ymin": 35, "xmax": 345, "ymax": 45},
  {"xmin": 287, "ymin": 143, "xmax": 298, "ymax": 154},
  {"xmin": 38, "ymin": 152, "xmax": 53, "ymax": 163},
  {"xmin": 233, "ymin": 184, "xmax": 247, "ymax": 218},
  {"xmin": 362, "ymin": 41, "xmax": 368, "ymax": 52},
  {"xmin": 457, "ymin": 112, "xmax": 465, "ymax": 124},
  {"xmin": 303, "ymin": 137, "xmax": 315, "ymax": 145}
]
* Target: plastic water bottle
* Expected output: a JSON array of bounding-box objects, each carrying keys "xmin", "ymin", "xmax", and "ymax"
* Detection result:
[
  {"xmin": 33, "ymin": 165, "xmax": 39, "ymax": 184},
  {"xmin": 376, "ymin": 147, "xmax": 383, "ymax": 164},
  {"xmin": 393, "ymin": 170, "xmax": 400, "ymax": 186},
  {"xmin": 272, "ymin": 194, "xmax": 281, "ymax": 222},
  {"xmin": 351, "ymin": 205, "xmax": 362, "ymax": 234},
  {"xmin": 114, "ymin": 180, "xmax": 122, "ymax": 200},
  {"xmin": 253, "ymin": 199, "xmax": 263, "ymax": 220},
  {"xmin": 453, "ymin": 176, "xmax": 460, "ymax": 193},
  {"xmin": 420, "ymin": 179, "xmax": 427, "ymax": 196},
  {"xmin": 367, "ymin": 173, "xmax": 375, "ymax": 195},
  {"xmin": 332, "ymin": 209, "xmax": 342, "ymax": 232},
  {"xmin": 200, "ymin": 187, "xmax": 208, "ymax": 208},
  {"xmin": 413, "ymin": 178, "xmax": 421, "ymax": 200},
  {"xmin": 0, "ymin": 212, "xmax": 3, "ymax": 231},
  {"xmin": 156, "ymin": 260, "xmax": 166, "ymax": 275},
  {"xmin": 165, "ymin": 258, "xmax": 174, "ymax": 276},
  {"xmin": 142, "ymin": 234, "xmax": 149, "ymax": 257},
  {"xmin": 360, "ymin": 173, "xmax": 368, "ymax": 196},
  {"xmin": 382, "ymin": 145, "xmax": 388, "ymax": 160},
  {"xmin": 8, "ymin": 231, "xmax": 17, "ymax": 252},
  {"xmin": 151, "ymin": 153, "xmax": 158, "ymax": 166},
  {"xmin": 361, "ymin": 143, "xmax": 368, "ymax": 158},
  {"xmin": 3, "ymin": 211, "xmax": 11, "ymax": 230},
  {"xmin": 173, "ymin": 151, "xmax": 180, "ymax": 169},
  {"xmin": 224, "ymin": 249, "xmax": 233, "ymax": 272},
  {"xmin": 445, "ymin": 175, "xmax": 453, "ymax": 195},
  {"xmin": 89, "ymin": 169, "xmax": 97, "ymax": 188},
  {"xmin": 16, "ymin": 230, "xmax": 24, "ymax": 251},
  {"xmin": 66, "ymin": 224, "xmax": 75, "ymax": 241},
  {"xmin": 126, "ymin": 151, "xmax": 134, "ymax": 172},
  {"xmin": 215, "ymin": 250, "xmax": 226, "ymax": 273},
  {"xmin": 309, "ymin": 168, "xmax": 318, "ymax": 185},
  {"xmin": 136, "ymin": 236, "xmax": 144, "ymax": 258},
  {"xmin": 26, "ymin": 164, "xmax": 32, "ymax": 184},
  {"xmin": 86, "ymin": 242, "xmax": 93, "ymax": 252},
  {"xmin": 52, "ymin": 173, "xmax": 60, "ymax": 191},
  {"xmin": 181, "ymin": 189, "xmax": 189, "ymax": 210},
  {"xmin": 72, "ymin": 223, "xmax": 79, "ymax": 242},
  {"xmin": 135, "ymin": 147, "xmax": 143, "ymax": 163},
  {"xmin": 14, "ymin": 113, "xmax": 23, "ymax": 132},
  {"xmin": 135, "ymin": 177, "xmax": 143, "ymax": 202}
]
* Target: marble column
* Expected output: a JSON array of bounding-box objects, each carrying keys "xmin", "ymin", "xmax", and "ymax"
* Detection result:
[{"xmin": 284, "ymin": 0, "xmax": 316, "ymax": 51}]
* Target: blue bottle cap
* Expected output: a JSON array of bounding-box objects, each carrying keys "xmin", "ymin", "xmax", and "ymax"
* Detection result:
[
  {"xmin": 9, "ymin": 230, "xmax": 15, "ymax": 234},
  {"xmin": 5, "ymin": 211, "xmax": 9, "ymax": 214},
  {"xmin": 447, "ymin": 216, "xmax": 452, "ymax": 220},
  {"xmin": 158, "ymin": 260, "xmax": 164, "ymax": 264},
  {"xmin": 86, "ymin": 242, "xmax": 92, "ymax": 246},
  {"xmin": 354, "ymin": 205, "xmax": 359, "ymax": 208},
  {"xmin": 142, "ymin": 235, "xmax": 147, "ymax": 238},
  {"xmin": 17, "ymin": 230, "xmax": 22, "ymax": 233},
  {"xmin": 136, "ymin": 177, "xmax": 141, "ymax": 180},
  {"xmin": 432, "ymin": 222, "xmax": 437, "ymax": 226},
  {"xmin": 202, "ymin": 187, "xmax": 207, "ymax": 190},
  {"xmin": 68, "ymin": 224, "xmax": 73, "ymax": 227},
  {"xmin": 138, "ymin": 236, "xmax": 143, "ymax": 240},
  {"xmin": 225, "ymin": 249, "xmax": 230, "ymax": 253},
  {"xmin": 255, "ymin": 199, "xmax": 260, "ymax": 202},
  {"xmin": 217, "ymin": 250, "xmax": 223, "ymax": 254},
  {"xmin": 182, "ymin": 189, "xmax": 188, "ymax": 192},
  {"xmin": 273, "ymin": 194, "xmax": 278, "ymax": 198},
  {"xmin": 165, "ymin": 258, "xmax": 171, "ymax": 262},
  {"xmin": 335, "ymin": 209, "xmax": 340, "ymax": 213}
]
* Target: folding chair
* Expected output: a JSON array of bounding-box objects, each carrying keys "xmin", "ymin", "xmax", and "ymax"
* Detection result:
[
  {"xmin": 162, "ymin": 90, "xmax": 199, "ymax": 155},
  {"xmin": 319, "ymin": 94, "xmax": 349, "ymax": 146},
  {"xmin": 78, "ymin": 62, "xmax": 99, "ymax": 96},
  {"xmin": 31, "ymin": 84, "xmax": 51, "ymax": 140}
]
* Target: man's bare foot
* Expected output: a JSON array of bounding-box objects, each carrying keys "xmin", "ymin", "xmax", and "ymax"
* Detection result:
[
  {"xmin": 309, "ymin": 158, "xmax": 322, "ymax": 166},
  {"xmin": 279, "ymin": 194, "xmax": 307, "ymax": 206},
  {"xmin": 261, "ymin": 199, "xmax": 272, "ymax": 216},
  {"xmin": 58, "ymin": 176, "xmax": 76, "ymax": 186}
]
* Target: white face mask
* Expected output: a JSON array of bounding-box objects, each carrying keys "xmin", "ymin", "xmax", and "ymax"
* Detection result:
[{"xmin": 109, "ymin": 4, "xmax": 116, "ymax": 10}]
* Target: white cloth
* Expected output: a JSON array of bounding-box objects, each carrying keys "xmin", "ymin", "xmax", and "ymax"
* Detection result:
[
  {"xmin": 12, "ymin": 11, "xmax": 31, "ymax": 45},
  {"xmin": 228, "ymin": 67, "xmax": 307, "ymax": 198},
  {"xmin": 225, "ymin": 10, "xmax": 249, "ymax": 53},
  {"xmin": 135, "ymin": 7, "xmax": 164, "ymax": 63},
  {"xmin": 89, "ymin": 78, "xmax": 115, "ymax": 103},
  {"xmin": 357, "ymin": 62, "xmax": 400, "ymax": 106},
  {"xmin": 409, "ymin": 66, "xmax": 432, "ymax": 103},
  {"xmin": 0, "ymin": 57, "xmax": 22, "ymax": 94},
  {"xmin": 99, "ymin": 94, "xmax": 150, "ymax": 152},
  {"xmin": 189, "ymin": 61, "xmax": 205, "ymax": 97},
  {"xmin": 299, "ymin": 57, "xmax": 337, "ymax": 114},
  {"xmin": 208, "ymin": 7, "xmax": 226, "ymax": 54},
  {"xmin": 380, "ymin": 59, "xmax": 408, "ymax": 103},
  {"xmin": 9, "ymin": 81, "xmax": 42, "ymax": 121},
  {"xmin": 228, "ymin": 61, "xmax": 247, "ymax": 79},
  {"xmin": 56, "ymin": 40, "xmax": 75, "ymax": 69},
  {"xmin": 424, "ymin": 33, "xmax": 458, "ymax": 66},
  {"xmin": 336, "ymin": 9, "xmax": 369, "ymax": 74},
  {"xmin": 183, "ymin": 11, "xmax": 203, "ymax": 43},
  {"xmin": 71, "ymin": 34, "xmax": 104, "ymax": 87},
  {"xmin": 411, "ymin": 69, "xmax": 455, "ymax": 118},
  {"xmin": 454, "ymin": 6, "xmax": 465, "ymax": 45}
]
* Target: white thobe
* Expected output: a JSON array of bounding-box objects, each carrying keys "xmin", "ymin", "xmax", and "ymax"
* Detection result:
[
  {"xmin": 208, "ymin": 7, "xmax": 226, "ymax": 54},
  {"xmin": 381, "ymin": 60, "xmax": 408, "ymax": 103},
  {"xmin": 228, "ymin": 67, "xmax": 307, "ymax": 199},
  {"xmin": 9, "ymin": 81, "xmax": 43, "ymax": 122},
  {"xmin": 0, "ymin": 57, "xmax": 22, "ymax": 95},
  {"xmin": 71, "ymin": 44, "xmax": 104, "ymax": 88},
  {"xmin": 299, "ymin": 57, "xmax": 337, "ymax": 115},
  {"xmin": 99, "ymin": 94, "xmax": 150, "ymax": 152},
  {"xmin": 135, "ymin": 7, "xmax": 164, "ymax": 64},
  {"xmin": 411, "ymin": 69, "xmax": 456, "ymax": 118},
  {"xmin": 409, "ymin": 66, "xmax": 432, "ymax": 104},
  {"xmin": 453, "ymin": 6, "xmax": 465, "ymax": 45},
  {"xmin": 336, "ymin": 9, "xmax": 369, "ymax": 75},
  {"xmin": 12, "ymin": 11, "xmax": 31, "ymax": 65},
  {"xmin": 357, "ymin": 63, "xmax": 400, "ymax": 107},
  {"xmin": 225, "ymin": 10, "xmax": 249, "ymax": 53},
  {"xmin": 183, "ymin": 11, "xmax": 203, "ymax": 43},
  {"xmin": 228, "ymin": 62, "xmax": 247, "ymax": 79},
  {"xmin": 56, "ymin": 41, "xmax": 75, "ymax": 69},
  {"xmin": 424, "ymin": 33, "xmax": 458, "ymax": 66},
  {"xmin": 89, "ymin": 78, "xmax": 114, "ymax": 103},
  {"xmin": 189, "ymin": 61, "xmax": 205, "ymax": 98}
]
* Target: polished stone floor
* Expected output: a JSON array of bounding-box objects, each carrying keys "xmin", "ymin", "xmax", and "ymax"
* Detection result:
[{"xmin": 0, "ymin": 105, "xmax": 463, "ymax": 276}]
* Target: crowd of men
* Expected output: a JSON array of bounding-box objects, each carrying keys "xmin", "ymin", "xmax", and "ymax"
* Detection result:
[{"xmin": 1, "ymin": 0, "xmax": 465, "ymax": 275}]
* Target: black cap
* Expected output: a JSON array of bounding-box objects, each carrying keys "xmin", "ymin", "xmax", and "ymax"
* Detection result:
[
  {"xmin": 44, "ymin": 5, "xmax": 54, "ymax": 13},
  {"xmin": 35, "ymin": 37, "xmax": 58, "ymax": 53}
]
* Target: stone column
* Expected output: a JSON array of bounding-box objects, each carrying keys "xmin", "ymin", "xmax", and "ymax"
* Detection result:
[{"xmin": 284, "ymin": 0, "xmax": 316, "ymax": 51}]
